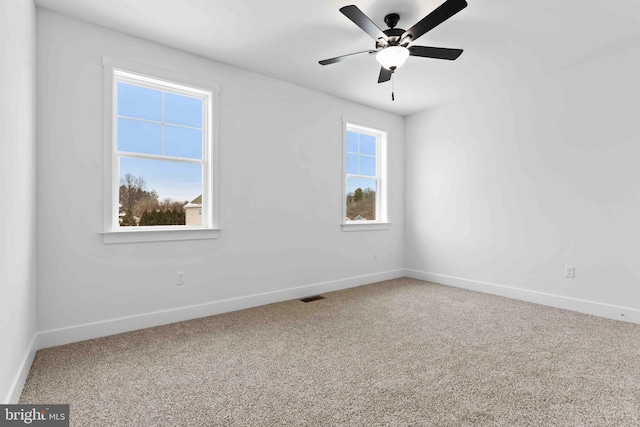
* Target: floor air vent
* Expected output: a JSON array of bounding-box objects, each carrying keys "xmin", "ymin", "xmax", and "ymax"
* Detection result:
[{"xmin": 299, "ymin": 295, "xmax": 326, "ymax": 303}]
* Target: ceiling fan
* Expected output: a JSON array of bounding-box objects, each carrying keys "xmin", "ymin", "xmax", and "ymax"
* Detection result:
[{"xmin": 319, "ymin": 0, "xmax": 468, "ymax": 87}]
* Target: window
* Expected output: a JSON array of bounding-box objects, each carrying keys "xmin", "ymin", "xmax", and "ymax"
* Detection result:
[
  {"xmin": 102, "ymin": 58, "xmax": 220, "ymax": 243},
  {"xmin": 342, "ymin": 120, "xmax": 389, "ymax": 231}
]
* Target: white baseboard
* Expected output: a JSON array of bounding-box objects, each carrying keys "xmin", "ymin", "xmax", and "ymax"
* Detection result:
[
  {"xmin": 4, "ymin": 334, "xmax": 38, "ymax": 404},
  {"xmin": 405, "ymin": 269, "xmax": 640, "ymax": 325},
  {"xmin": 37, "ymin": 269, "xmax": 405, "ymax": 350}
]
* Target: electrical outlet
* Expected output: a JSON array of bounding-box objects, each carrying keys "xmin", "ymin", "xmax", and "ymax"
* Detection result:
[
  {"xmin": 176, "ymin": 271, "xmax": 185, "ymax": 285},
  {"xmin": 565, "ymin": 266, "xmax": 575, "ymax": 278},
  {"xmin": 373, "ymin": 250, "xmax": 378, "ymax": 260}
]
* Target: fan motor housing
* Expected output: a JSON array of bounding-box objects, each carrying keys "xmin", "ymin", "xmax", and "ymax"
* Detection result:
[
  {"xmin": 374, "ymin": 13, "xmax": 406, "ymax": 49},
  {"xmin": 377, "ymin": 27, "xmax": 405, "ymax": 49}
]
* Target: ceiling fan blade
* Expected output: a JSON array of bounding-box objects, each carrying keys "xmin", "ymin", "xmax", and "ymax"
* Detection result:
[
  {"xmin": 340, "ymin": 5, "xmax": 388, "ymax": 42},
  {"xmin": 401, "ymin": 0, "xmax": 467, "ymax": 43},
  {"xmin": 319, "ymin": 50, "xmax": 377, "ymax": 66},
  {"xmin": 409, "ymin": 46, "xmax": 463, "ymax": 60},
  {"xmin": 378, "ymin": 67, "xmax": 392, "ymax": 83}
]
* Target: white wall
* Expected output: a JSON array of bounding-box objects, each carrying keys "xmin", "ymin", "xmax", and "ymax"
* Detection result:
[
  {"xmin": 405, "ymin": 10, "xmax": 640, "ymax": 320},
  {"xmin": 0, "ymin": 0, "xmax": 37, "ymax": 403},
  {"xmin": 36, "ymin": 10, "xmax": 404, "ymax": 345}
]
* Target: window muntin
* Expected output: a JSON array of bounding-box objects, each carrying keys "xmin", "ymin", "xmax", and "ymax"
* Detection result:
[
  {"xmin": 112, "ymin": 70, "xmax": 211, "ymax": 229},
  {"xmin": 344, "ymin": 123, "xmax": 386, "ymax": 224}
]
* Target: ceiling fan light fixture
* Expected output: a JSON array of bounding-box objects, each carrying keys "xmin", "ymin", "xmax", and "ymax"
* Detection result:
[{"xmin": 376, "ymin": 46, "xmax": 410, "ymax": 71}]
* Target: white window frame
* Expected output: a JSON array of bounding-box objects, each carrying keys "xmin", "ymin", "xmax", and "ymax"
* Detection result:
[
  {"xmin": 342, "ymin": 118, "xmax": 390, "ymax": 232},
  {"xmin": 101, "ymin": 57, "xmax": 221, "ymax": 243}
]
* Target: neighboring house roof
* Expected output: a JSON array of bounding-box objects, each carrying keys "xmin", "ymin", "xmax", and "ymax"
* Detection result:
[{"xmin": 184, "ymin": 195, "xmax": 203, "ymax": 209}]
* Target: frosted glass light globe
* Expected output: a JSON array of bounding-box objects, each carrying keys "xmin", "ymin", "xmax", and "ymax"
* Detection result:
[{"xmin": 376, "ymin": 46, "xmax": 410, "ymax": 70}]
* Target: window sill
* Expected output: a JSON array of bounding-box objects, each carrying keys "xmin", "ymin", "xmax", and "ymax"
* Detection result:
[
  {"xmin": 341, "ymin": 222, "xmax": 391, "ymax": 232},
  {"xmin": 102, "ymin": 227, "xmax": 221, "ymax": 244}
]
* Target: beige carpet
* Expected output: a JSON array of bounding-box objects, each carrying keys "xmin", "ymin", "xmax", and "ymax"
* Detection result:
[{"xmin": 20, "ymin": 278, "xmax": 640, "ymax": 426}]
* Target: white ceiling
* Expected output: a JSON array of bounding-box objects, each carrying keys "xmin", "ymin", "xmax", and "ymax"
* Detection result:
[{"xmin": 34, "ymin": 0, "xmax": 640, "ymax": 116}]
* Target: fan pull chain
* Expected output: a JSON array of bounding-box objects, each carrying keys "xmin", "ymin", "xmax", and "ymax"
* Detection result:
[{"xmin": 391, "ymin": 72, "xmax": 395, "ymax": 101}]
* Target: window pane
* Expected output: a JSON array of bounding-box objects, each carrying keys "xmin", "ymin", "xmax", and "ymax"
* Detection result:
[
  {"xmin": 346, "ymin": 177, "xmax": 377, "ymax": 221},
  {"xmin": 346, "ymin": 177, "xmax": 377, "ymax": 195},
  {"xmin": 346, "ymin": 131, "xmax": 358, "ymax": 153},
  {"xmin": 119, "ymin": 157, "xmax": 202, "ymax": 227},
  {"xmin": 346, "ymin": 153, "xmax": 358, "ymax": 175},
  {"xmin": 359, "ymin": 155, "xmax": 376, "ymax": 177},
  {"xmin": 165, "ymin": 125, "xmax": 202, "ymax": 159},
  {"xmin": 359, "ymin": 134, "xmax": 376, "ymax": 156},
  {"xmin": 165, "ymin": 93, "xmax": 202, "ymax": 128},
  {"xmin": 118, "ymin": 82, "xmax": 162, "ymax": 121},
  {"xmin": 117, "ymin": 118, "xmax": 162, "ymax": 155}
]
